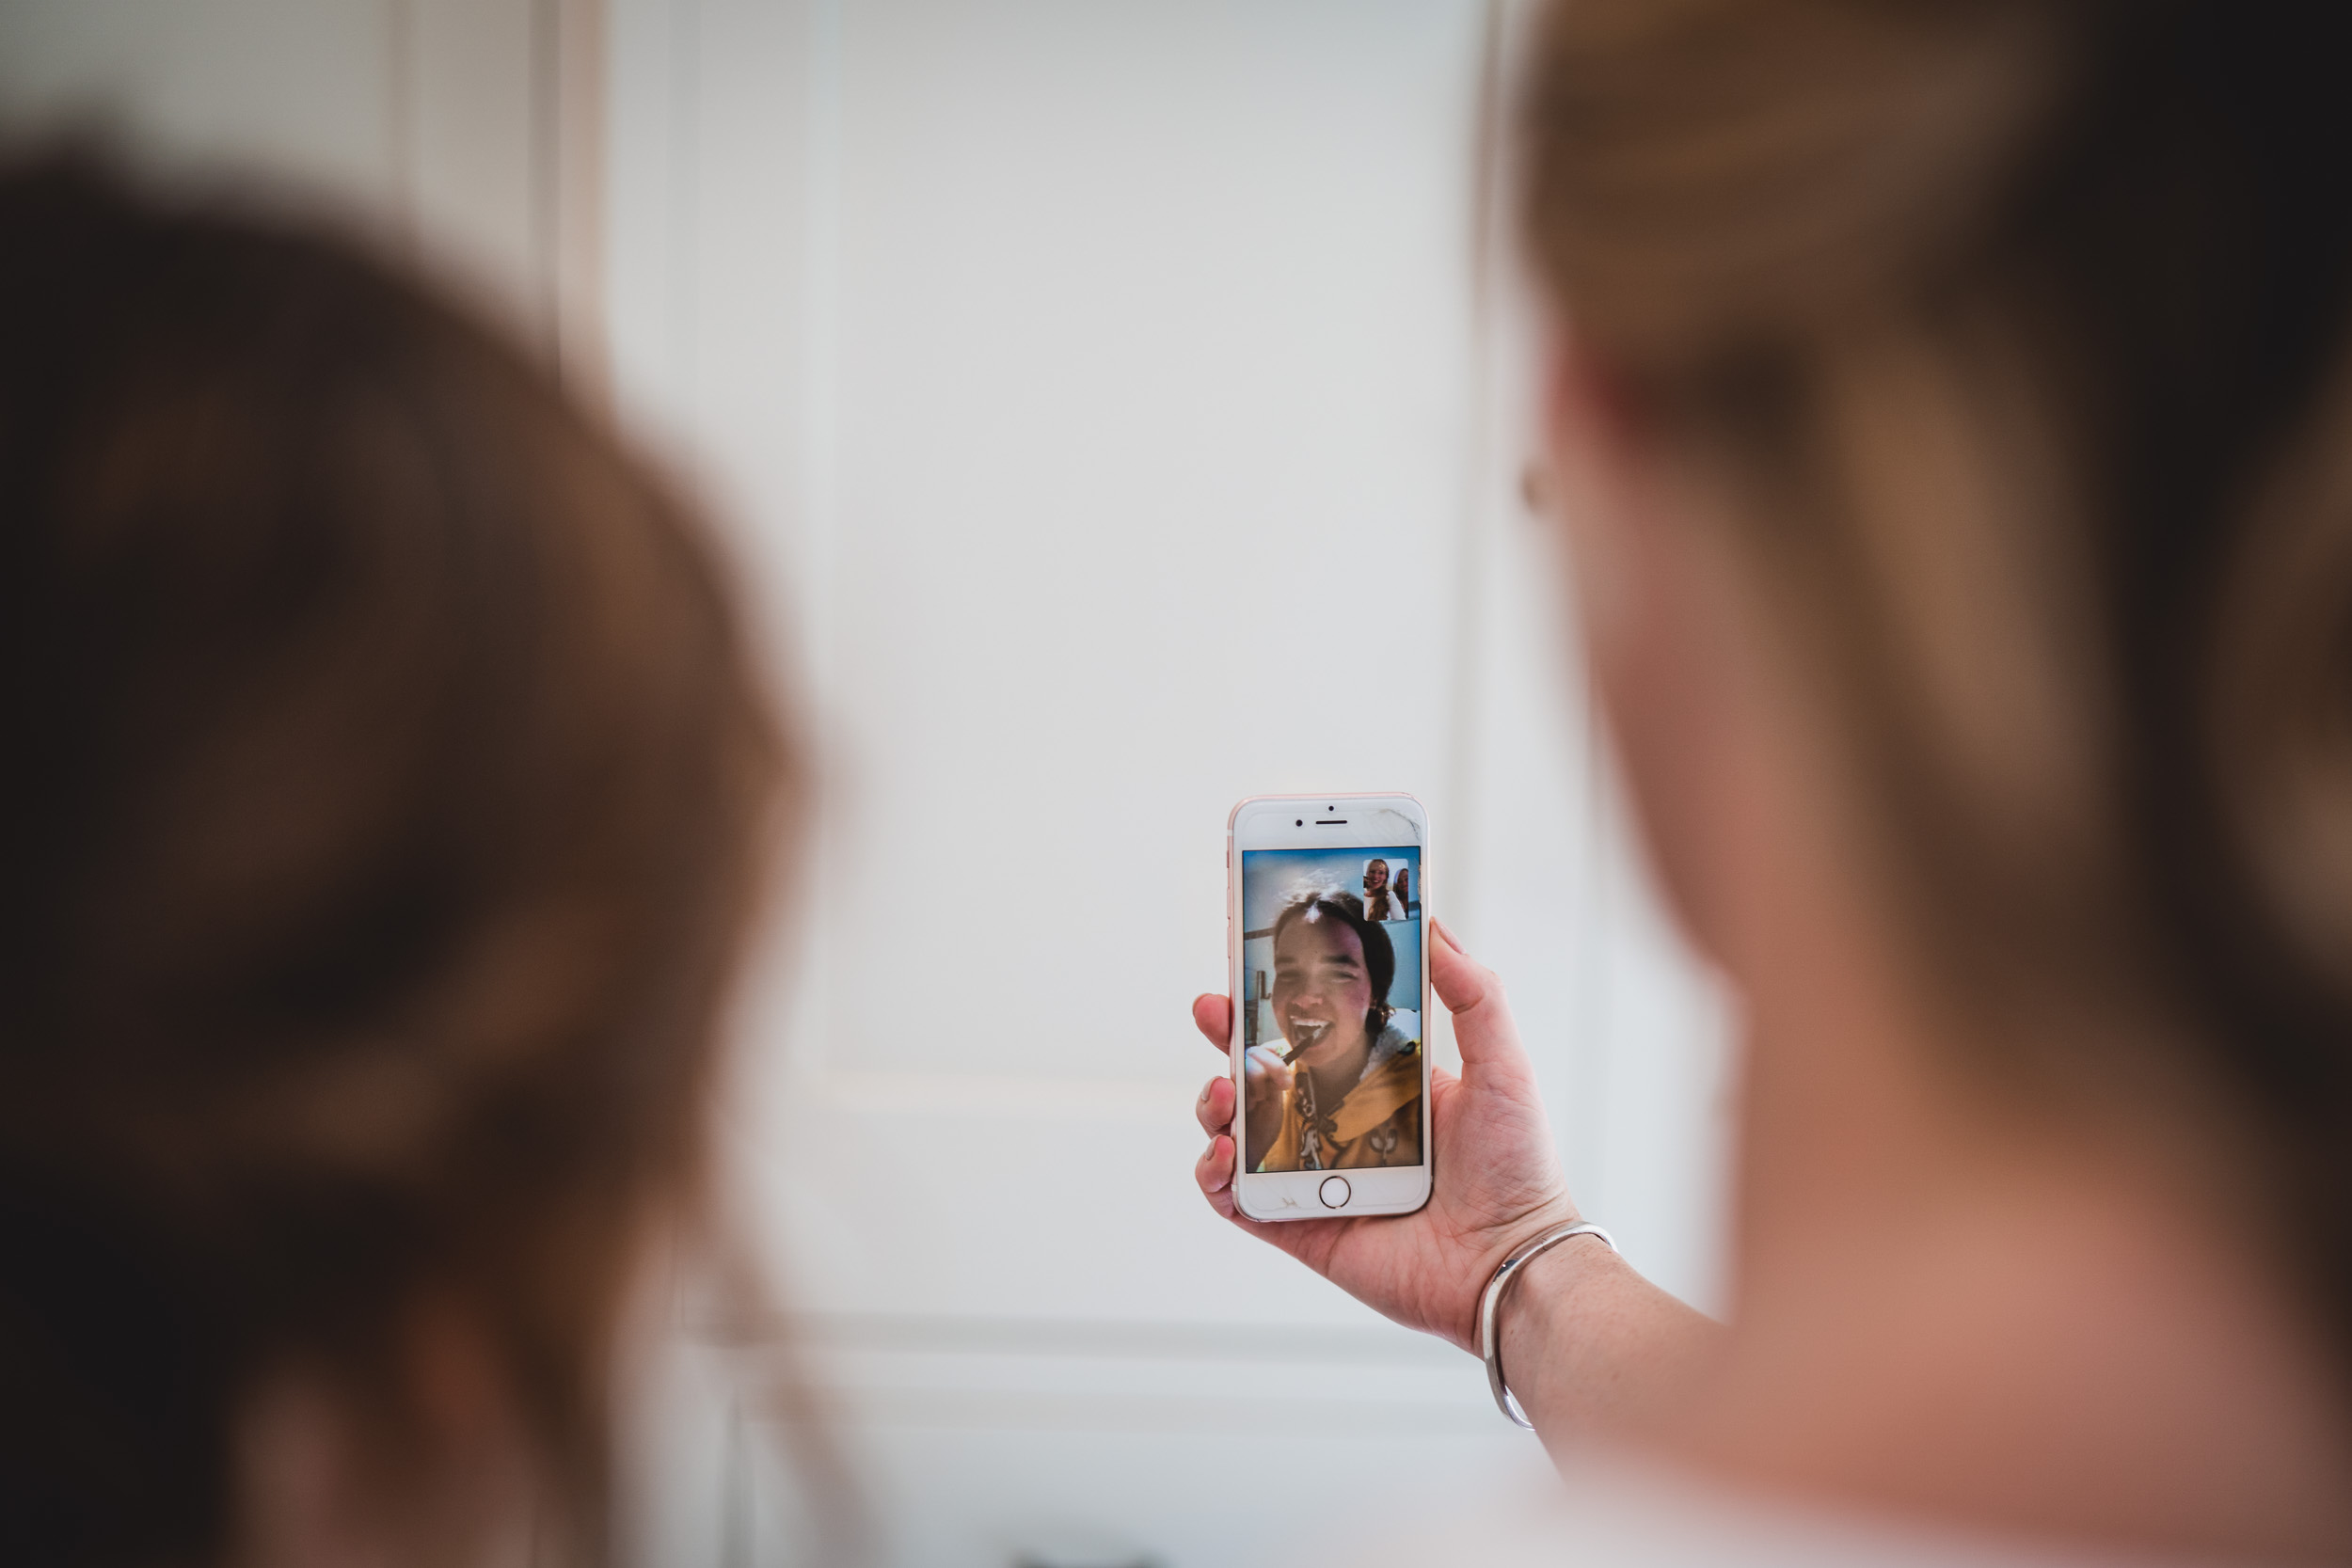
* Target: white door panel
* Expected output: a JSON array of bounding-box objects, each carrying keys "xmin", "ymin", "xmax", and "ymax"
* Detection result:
[{"xmin": 608, "ymin": 1, "xmax": 1726, "ymax": 1563}]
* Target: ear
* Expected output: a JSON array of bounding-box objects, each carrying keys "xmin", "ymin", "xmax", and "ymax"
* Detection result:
[
  {"xmin": 399, "ymin": 1291, "xmax": 529, "ymax": 1459},
  {"xmin": 1534, "ymin": 328, "xmax": 1757, "ymax": 969},
  {"xmin": 1537, "ymin": 330, "xmax": 1653, "ymax": 649},
  {"xmin": 237, "ymin": 1296, "xmax": 541, "ymax": 1568}
]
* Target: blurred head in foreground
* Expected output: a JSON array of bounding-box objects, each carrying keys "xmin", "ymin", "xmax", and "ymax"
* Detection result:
[
  {"xmin": 0, "ymin": 154, "xmax": 784, "ymax": 1563},
  {"xmin": 1522, "ymin": 0, "xmax": 2352, "ymax": 1551}
]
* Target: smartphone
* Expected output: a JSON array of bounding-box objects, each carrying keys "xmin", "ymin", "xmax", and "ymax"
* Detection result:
[{"xmin": 1226, "ymin": 793, "xmax": 1432, "ymax": 1221}]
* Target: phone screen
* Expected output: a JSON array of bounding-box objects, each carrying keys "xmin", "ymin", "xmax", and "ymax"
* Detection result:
[{"xmin": 1236, "ymin": 847, "xmax": 1425, "ymax": 1174}]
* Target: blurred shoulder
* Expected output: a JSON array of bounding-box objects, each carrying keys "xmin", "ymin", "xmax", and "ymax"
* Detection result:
[{"xmin": 1359, "ymin": 1460, "xmax": 2213, "ymax": 1568}]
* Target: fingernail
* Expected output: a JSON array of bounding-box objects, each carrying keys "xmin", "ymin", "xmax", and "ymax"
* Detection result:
[{"xmin": 1433, "ymin": 917, "xmax": 1468, "ymax": 956}]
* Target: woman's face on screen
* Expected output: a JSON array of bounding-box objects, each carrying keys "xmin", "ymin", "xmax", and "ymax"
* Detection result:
[
  {"xmin": 1365, "ymin": 861, "xmax": 1389, "ymax": 893},
  {"xmin": 1271, "ymin": 912, "xmax": 1374, "ymax": 1064}
]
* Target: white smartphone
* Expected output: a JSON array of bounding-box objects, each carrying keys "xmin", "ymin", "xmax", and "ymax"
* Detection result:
[{"xmin": 1226, "ymin": 793, "xmax": 1433, "ymax": 1221}]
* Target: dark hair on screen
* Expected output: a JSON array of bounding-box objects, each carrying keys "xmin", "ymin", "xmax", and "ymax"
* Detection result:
[
  {"xmin": 1271, "ymin": 888, "xmax": 1396, "ymax": 1045},
  {"xmin": 0, "ymin": 150, "xmax": 787, "ymax": 1564},
  {"xmin": 1519, "ymin": 2, "xmax": 2352, "ymax": 1372}
]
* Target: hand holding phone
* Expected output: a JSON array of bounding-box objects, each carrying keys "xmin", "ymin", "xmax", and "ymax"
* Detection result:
[{"xmin": 1192, "ymin": 915, "xmax": 1581, "ymax": 1354}]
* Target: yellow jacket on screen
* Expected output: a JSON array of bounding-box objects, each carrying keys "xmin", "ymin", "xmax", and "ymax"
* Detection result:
[{"xmin": 1253, "ymin": 1019, "xmax": 1422, "ymax": 1173}]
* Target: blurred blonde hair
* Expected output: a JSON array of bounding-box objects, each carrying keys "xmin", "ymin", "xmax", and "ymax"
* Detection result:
[{"xmin": 1519, "ymin": 0, "xmax": 2352, "ymax": 1355}]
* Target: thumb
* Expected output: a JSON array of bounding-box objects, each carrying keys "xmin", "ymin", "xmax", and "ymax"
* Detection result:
[
  {"xmin": 1429, "ymin": 918, "xmax": 1493, "ymax": 1013},
  {"xmin": 1430, "ymin": 919, "xmax": 1533, "ymax": 1075}
]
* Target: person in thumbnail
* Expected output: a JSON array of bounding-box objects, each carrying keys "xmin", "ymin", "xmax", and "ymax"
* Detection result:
[
  {"xmin": 1361, "ymin": 858, "xmax": 1400, "ymax": 922},
  {"xmin": 1242, "ymin": 888, "xmax": 1421, "ymax": 1172}
]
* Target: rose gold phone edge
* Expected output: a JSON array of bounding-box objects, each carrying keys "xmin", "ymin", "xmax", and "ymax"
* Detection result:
[{"xmin": 1226, "ymin": 792, "xmax": 1434, "ymax": 1222}]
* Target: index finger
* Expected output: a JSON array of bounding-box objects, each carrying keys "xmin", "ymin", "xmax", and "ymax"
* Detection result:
[{"xmin": 1192, "ymin": 993, "xmax": 1233, "ymax": 1055}]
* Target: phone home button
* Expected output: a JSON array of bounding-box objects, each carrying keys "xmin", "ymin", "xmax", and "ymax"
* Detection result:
[{"xmin": 1318, "ymin": 1176, "xmax": 1350, "ymax": 1209}]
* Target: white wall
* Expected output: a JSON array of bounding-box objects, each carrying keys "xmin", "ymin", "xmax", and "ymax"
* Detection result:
[
  {"xmin": 606, "ymin": 3, "xmax": 1732, "ymax": 1564},
  {"xmin": 0, "ymin": 5, "xmax": 1732, "ymax": 1563}
]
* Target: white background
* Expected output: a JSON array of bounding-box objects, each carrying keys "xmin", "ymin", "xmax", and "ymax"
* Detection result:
[{"xmin": 0, "ymin": 4, "xmax": 1731, "ymax": 1563}]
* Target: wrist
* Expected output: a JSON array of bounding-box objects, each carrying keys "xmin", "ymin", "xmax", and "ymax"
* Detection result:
[
  {"xmin": 1452, "ymin": 1203, "xmax": 1580, "ymax": 1346},
  {"xmin": 1477, "ymin": 1218, "xmax": 1623, "ymax": 1429},
  {"xmin": 1501, "ymin": 1223, "xmax": 1623, "ymax": 1342},
  {"xmin": 1445, "ymin": 1207, "xmax": 1567, "ymax": 1351}
]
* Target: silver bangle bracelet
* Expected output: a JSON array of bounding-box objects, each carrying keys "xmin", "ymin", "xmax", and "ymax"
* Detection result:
[{"xmin": 1477, "ymin": 1220, "xmax": 1617, "ymax": 1428}]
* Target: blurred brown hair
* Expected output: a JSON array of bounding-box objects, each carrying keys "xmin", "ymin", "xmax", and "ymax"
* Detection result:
[
  {"xmin": 0, "ymin": 150, "xmax": 785, "ymax": 1562},
  {"xmin": 1519, "ymin": 1, "xmax": 2352, "ymax": 1359}
]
